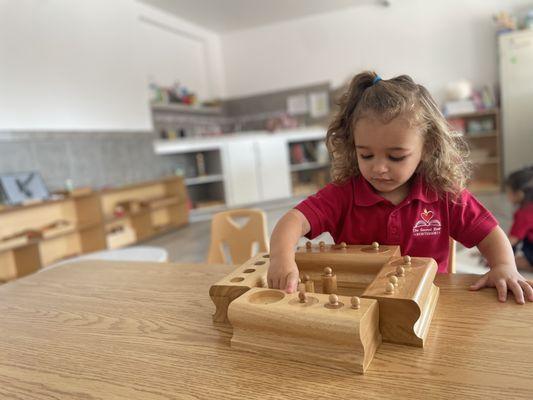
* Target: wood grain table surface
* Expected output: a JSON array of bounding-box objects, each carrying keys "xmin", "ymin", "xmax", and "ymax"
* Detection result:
[{"xmin": 0, "ymin": 261, "xmax": 532, "ymax": 399}]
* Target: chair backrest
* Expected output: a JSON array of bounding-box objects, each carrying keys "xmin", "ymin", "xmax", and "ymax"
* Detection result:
[
  {"xmin": 207, "ymin": 208, "xmax": 269, "ymax": 265},
  {"xmin": 448, "ymin": 237, "xmax": 456, "ymax": 274}
]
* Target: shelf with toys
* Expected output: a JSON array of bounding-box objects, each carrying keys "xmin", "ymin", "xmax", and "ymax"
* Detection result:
[
  {"xmin": 446, "ymin": 108, "xmax": 502, "ymax": 193},
  {"xmin": 0, "ymin": 177, "xmax": 189, "ymax": 282},
  {"xmin": 99, "ymin": 176, "xmax": 189, "ymax": 248},
  {"xmin": 0, "ymin": 192, "xmax": 106, "ymax": 281},
  {"xmin": 289, "ymin": 137, "xmax": 330, "ymax": 197}
]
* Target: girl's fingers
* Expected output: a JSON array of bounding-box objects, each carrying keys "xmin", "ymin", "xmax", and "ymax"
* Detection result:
[
  {"xmin": 508, "ymin": 280, "xmax": 525, "ymax": 305},
  {"xmin": 285, "ymin": 270, "xmax": 299, "ymax": 293},
  {"xmin": 518, "ymin": 280, "xmax": 533, "ymax": 302},
  {"xmin": 495, "ymin": 279, "xmax": 508, "ymax": 302},
  {"xmin": 469, "ymin": 274, "xmax": 488, "ymax": 291},
  {"xmin": 279, "ymin": 276, "xmax": 287, "ymax": 292}
]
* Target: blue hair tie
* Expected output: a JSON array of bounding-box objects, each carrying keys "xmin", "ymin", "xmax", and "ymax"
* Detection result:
[{"xmin": 372, "ymin": 75, "xmax": 382, "ymax": 85}]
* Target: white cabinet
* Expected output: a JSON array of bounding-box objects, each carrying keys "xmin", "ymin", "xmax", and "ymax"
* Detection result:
[
  {"xmin": 254, "ymin": 137, "xmax": 291, "ymax": 202},
  {"xmin": 153, "ymin": 128, "xmax": 326, "ymax": 211},
  {"xmin": 222, "ymin": 139, "xmax": 261, "ymax": 206},
  {"xmin": 222, "ymin": 137, "xmax": 292, "ymax": 206}
]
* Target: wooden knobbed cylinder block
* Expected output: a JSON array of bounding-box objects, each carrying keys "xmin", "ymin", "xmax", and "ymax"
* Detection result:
[
  {"xmin": 322, "ymin": 267, "xmax": 337, "ymax": 294},
  {"xmin": 227, "ymin": 288, "xmax": 382, "ymax": 373}
]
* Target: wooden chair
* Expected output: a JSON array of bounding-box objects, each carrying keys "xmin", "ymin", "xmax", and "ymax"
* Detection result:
[
  {"xmin": 207, "ymin": 209, "xmax": 269, "ymax": 265},
  {"xmin": 448, "ymin": 237, "xmax": 456, "ymax": 274}
]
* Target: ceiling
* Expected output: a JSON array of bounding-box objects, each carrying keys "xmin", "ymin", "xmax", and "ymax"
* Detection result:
[{"xmin": 140, "ymin": 0, "xmax": 383, "ymax": 33}]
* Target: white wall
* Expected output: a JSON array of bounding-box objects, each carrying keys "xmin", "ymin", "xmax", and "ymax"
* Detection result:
[
  {"xmin": 136, "ymin": 2, "xmax": 226, "ymax": 102},
  {"xmin": 0, "ymin": 0, "xmax": 226, "ymax": 131},
  {"xmin": 221, "ymin": 0, "xmax": 533, "ymax": 103},
  {"xmin": 0, "ymin": 0, "xmax": 150, "ymax": 130}
]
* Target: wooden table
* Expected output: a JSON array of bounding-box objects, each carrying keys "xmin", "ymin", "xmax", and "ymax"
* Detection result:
[{"xmin": 1, "ymin": 261, "xmax": 532, "ymax": 399}]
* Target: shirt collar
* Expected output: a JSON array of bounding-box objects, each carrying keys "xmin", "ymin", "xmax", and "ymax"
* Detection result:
[{"xmin": 354, "ymin": 173, "xmax": 439, "ymax": 206}]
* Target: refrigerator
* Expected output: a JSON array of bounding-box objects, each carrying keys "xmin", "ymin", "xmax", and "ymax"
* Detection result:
[{"xmin": 499, "ymin": 30, "xmax": 533, "ymax": 176}]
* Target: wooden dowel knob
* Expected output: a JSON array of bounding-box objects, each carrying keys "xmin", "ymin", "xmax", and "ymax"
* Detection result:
[
  {"xmin": 396, "ymin": 265, "xmax": 405, "ymax": 277},
  {"xmin": 298, "ymin": 290, "xmax": 307, "ymax": 303},
  {"xmin": 351, "ymin": 296, "xmax": 361, "ymax": 309}
]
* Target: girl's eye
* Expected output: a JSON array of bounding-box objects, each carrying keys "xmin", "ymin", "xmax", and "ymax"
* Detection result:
[
  {"xmin": 360, "ymin": 154, "xmax": 373, "ymax": 159},
  {"xmin": 389, "ymin": 156, "xmax": 407, "ymax": 162}
]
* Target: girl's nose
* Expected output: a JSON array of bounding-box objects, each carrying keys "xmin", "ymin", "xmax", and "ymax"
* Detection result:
[{"xmin": 372, "ymin": 161, "xmax": 388, "ymax": 174}]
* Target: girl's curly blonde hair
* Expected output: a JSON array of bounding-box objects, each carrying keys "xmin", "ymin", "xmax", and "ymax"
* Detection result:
[{"xmin": 326, "ymin": 71, "xmax": 471, "ymax": 196}]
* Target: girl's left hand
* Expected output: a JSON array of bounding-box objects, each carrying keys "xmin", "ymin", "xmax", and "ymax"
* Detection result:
[{"xmin": 469, "ymin": 264, "xmax": 533, "ymax": 304}]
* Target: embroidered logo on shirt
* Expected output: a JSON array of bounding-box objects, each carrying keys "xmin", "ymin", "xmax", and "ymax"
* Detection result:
[{"xmin": 413, "ymin": 208, "xmax": 442, "ymax": 237}]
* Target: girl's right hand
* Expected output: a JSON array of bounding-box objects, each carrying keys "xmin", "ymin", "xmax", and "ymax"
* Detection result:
[{"xmin": 267, "ymin": 255, "xmax": 300, "ymax": 293}]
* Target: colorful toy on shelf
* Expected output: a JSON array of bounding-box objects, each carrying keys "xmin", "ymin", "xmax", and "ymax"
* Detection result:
[
  {"xmin": 209, "ymin": 242, "xmax": 439, "ymax": 374},
  {"xmin": 493, "ymin": 11, "xmax": 517, "ymax": 34}
]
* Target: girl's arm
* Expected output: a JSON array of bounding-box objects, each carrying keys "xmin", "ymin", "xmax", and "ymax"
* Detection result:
[
  {"xmin": 470, "ymin": 226, "xmax": 533, "ymax": 304},
  {"xmin": 267, "ymin": 209, "xmax": 311, "ymax": 293}
]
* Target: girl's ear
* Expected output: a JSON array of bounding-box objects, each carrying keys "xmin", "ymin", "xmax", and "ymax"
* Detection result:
[{"xmin": 517, "ymin": 190, "xmax": 525, "ymax": 203}]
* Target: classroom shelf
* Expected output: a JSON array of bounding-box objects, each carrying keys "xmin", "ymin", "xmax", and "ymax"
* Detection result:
[
  {"xmin": 290, "ymin": 162, "xmax": 330, "ymax": 172},
  {"xmin": 447, "ymin": 109, "xmax": 502, "ymax": 193},
  {"xmin": 185, "ymin": 174, "xmax": 224, "ymax": 186},
  {"xmin": 0, "ymin": 176, "xmax": 189, "ymax": 282},
  {"xmin": 151, "ymin": 102, "xmax": 222, "ymax": 115}
]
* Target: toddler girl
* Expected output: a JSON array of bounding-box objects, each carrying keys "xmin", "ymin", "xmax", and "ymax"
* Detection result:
[
  {"xmin": 506, "ymin": 166, "xmax": 533, "ymax": 270},
  {"xmin": 267, "ymin": 71, "xmax": 533, "ymax": 304}
]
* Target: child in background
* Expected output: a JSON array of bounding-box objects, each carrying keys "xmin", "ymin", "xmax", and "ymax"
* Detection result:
[
  {"xmin": 267, "ymin": 71, "xmax": 533, "ymax": 304},
  {"xmin": 506, "ymin": 166, "xmax": 533, "ymax": 270}
]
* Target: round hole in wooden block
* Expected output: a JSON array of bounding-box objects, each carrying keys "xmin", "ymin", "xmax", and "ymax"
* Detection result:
[
  {"xmin": 254, "ymin": 261, "xmax": 266, "ymax": 265},
  {"xmin": 230, "ymin": 277, "xmax": 245, "ymax": 282},
  {"xmin": 243, "ymin": 268, "xmax": 255, "ymax": 273},
  {"xmin": 263, "ymin": 254, "xmax": 270, "ymax": 258},
  {"xmin": 248, "ymin": 290, "xmax": 285, "ymax": 305}
]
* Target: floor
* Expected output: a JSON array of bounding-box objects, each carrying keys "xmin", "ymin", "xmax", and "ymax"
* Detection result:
[{"xmin": 145, "ymin": 192, "xmax": 533, "ymax": 279}]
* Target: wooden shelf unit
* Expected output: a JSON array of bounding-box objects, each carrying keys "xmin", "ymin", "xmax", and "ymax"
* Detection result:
[
  {"xmin": 446, "ymin": 108, "xmax": 502, "ymax": 193},
  {"xmin": 0, "ymin": 193, "xmax": 106, "ymax": 281},
  {"xmin": 99, "ymin": 176, "xmax": 188, "ymax": 249},
  {"xmin": 0, "ymin": 176, "xmax": 189, "ymax": 281},
  {"xmin": 289, "ymin": 138, "xmax": 330, "ymax": 196}
]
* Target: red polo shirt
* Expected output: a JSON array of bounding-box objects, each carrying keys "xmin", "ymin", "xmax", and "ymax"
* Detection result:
[
  {"xmin": 509, "ymin": 203, "xmax": 533, "ymax": 242},
  {"xmin": 294, "ymin": 174, "xmax": 498, "ymax": 273}
]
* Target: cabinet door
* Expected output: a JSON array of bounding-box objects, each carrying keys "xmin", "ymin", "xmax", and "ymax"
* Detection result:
[
  {"xmin": 222, "ymin": 139, "xmax": 260, "ymax": 206},
  {"xmin": 254, "ymin": 137, "xmax": 291, "ymax": 201}
]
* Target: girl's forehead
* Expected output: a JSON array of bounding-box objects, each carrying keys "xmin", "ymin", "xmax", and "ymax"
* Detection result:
[{"xmin": 353, "ymin": 116, "xmax": 423, "ymax": 145}]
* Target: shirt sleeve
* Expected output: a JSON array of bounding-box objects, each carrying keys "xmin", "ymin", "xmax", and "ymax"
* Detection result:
[
  {"xmin": 509, "ymin": 209, "xmax": 529, "ymax": 240},
  {"xmin": 448, "ymin": 189, "xmax": 498, "ymax": 248},
  {"xmin": 294, "ymin": 182, "xmax": 350, "ymax": 240}
]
